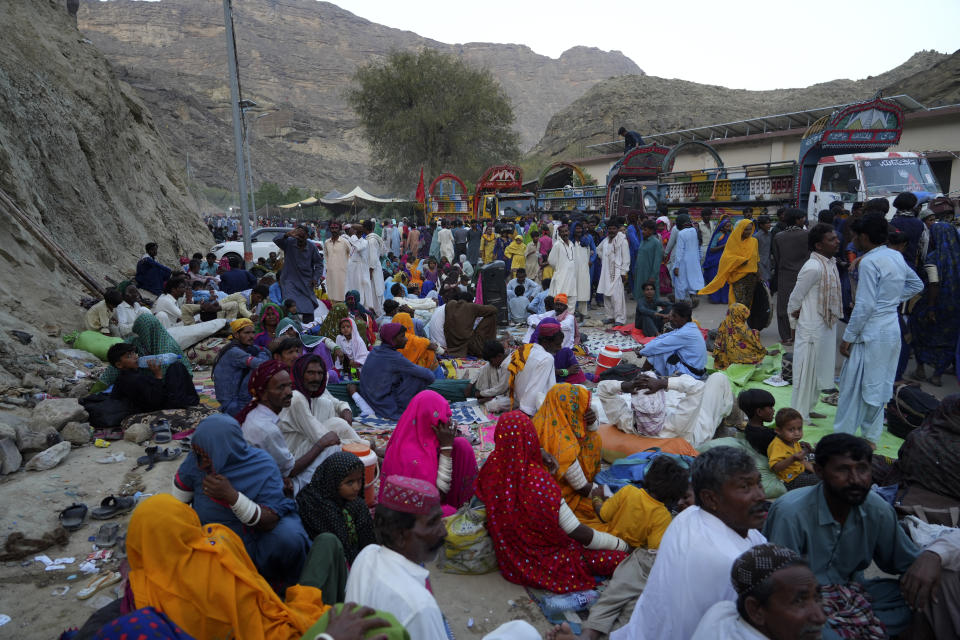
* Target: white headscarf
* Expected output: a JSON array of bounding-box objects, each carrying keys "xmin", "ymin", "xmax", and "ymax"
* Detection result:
[
  {"xmin": 459, "ymin": 255, "xmax": 475, "ymax": 277},
  {"xmin": 334, "ymin": 316, "xmax": 369, "ymax": 365}
]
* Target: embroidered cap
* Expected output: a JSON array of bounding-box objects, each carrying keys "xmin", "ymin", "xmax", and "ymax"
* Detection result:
[
  {"xmin": 731, "ymin": 543, "xmax": 803, "ymax": 596},
  {"xmin": 379, "ymin": 475, "xmax": 441, "ymax": 515}
]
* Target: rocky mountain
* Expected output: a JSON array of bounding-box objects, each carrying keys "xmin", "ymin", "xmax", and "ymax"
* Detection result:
[
  {"xmin": 76, "ymin": 0, "xmax": 643, "ymax": 197},
  {"xmin": 884, "ymin": 49, "xmax": 960, "ymax": 107},
  {"xmin": 0, "ymin": 0, "xmax": 211, "ymax": 384},
  {"xmin": 530, "ymin": 50, "xmax": 952, "ymax": 160}
]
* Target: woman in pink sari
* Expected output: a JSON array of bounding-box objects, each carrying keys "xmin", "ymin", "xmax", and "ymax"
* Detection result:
[
  {"xmin": 378, "ymin": 390, "xmax": 478, "ymax": 516},
  {"xmin": 656, "ymin": 216, "xmax": 674, "ymax": 296}
]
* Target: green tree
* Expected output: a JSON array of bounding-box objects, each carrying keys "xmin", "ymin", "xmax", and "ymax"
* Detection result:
[
  {"xmin": 283, "ymin": 186, "xmax": 308, "ymax": 204},
  {"xmin": 347, "ymin": 49, "xmax": 520, "ymax": 191},
  {"xmin": 254, "ymin": 181, "xmax": 285, "ymax": 207}
]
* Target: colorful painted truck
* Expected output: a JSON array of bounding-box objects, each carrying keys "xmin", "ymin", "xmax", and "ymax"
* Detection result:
[
  {"xmin": 473, "ymin": 164, "xmax": 537, "ymax": 221},
  {"xmin": 535, "ymin": 161, "xmax": 606, "ymax": 216},
  {"xmin": 425, "ymin": 173, "xmax": 473, "ymax": 224},
  {"xmin": 607, "ymin": 96, "xmax": 942, "ymax": 221}
]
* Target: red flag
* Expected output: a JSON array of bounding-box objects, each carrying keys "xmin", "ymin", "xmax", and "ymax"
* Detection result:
[{"xmin": 415, "ymin": 166, "xmax": 426, "ymax": 204}]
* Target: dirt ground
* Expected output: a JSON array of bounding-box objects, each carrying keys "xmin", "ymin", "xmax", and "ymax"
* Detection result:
[{"xmin": 1, "ymin": 296, "xmax": 957, "ymax": 639}]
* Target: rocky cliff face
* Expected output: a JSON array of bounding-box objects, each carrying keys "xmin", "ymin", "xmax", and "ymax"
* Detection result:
[
  {"xmin": 0, "ymin": 0, "xmax": 211, "ymax": 382},
  {"xmin": 76, "ymin": 0, "xmax": 643, "ymax": 195},
  {"xmin": 531, "ymin": 50, "xmax": 951, "ymax": 159},
  {"xmin": 884, "ymin": 49, "xmax": 960, "ymax": 107}
]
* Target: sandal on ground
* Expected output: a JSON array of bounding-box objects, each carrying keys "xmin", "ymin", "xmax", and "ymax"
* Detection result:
[
  {"xmin": 91, "ymin": 496, "xmax": 136, "ymax": 520},
  {"xmin": 136, "ymin": 446, "xmax": 182, "ymax": 470},
  {"xmin": 809, "ymin": 411, "xmax": 828, "ymax": 420},
  {"xmin": 58, "ymin": 503, "xmax": 88, "ymax": 531},
  {"xmin": 821, "ymin": 392, "xmax": 839, "ymax": 407},
  {"xmin": 76, "ymin": 571, "xmax": 121, "ymax": 600},
  {"xmin": 151, "ymin": 422, "xmax": 172, "ymax": 444},
  {"xmin": 94, "ymin": 523, "xmax": 120, "ymax": 548}
]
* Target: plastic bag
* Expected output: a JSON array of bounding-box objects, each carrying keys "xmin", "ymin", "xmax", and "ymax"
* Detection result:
[{"xmin": 438, "ymin": 498, "xmax": 498, "ymax": 575}]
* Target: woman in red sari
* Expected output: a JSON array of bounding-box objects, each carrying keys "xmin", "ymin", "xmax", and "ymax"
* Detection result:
[{"xmin": 476, "ymin": 411, "xmax": 628, "ymax": 593}]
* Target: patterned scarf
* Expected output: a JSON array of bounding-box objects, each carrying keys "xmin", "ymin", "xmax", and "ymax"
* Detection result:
[
  {"xmin": 811, "ymin": 251, "xmax": 842, "ymax": 328},
  {"xmin": 819, "ymin": 583, "xmax": 886, "ymax": 639}
]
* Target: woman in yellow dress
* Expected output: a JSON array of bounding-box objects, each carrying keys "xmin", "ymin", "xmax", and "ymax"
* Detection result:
[{"xmin": 698, "ymin": 218, "xmax": 759, "ymax": 309}]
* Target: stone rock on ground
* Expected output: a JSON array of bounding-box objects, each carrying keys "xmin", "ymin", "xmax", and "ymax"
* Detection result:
[
  {"xmin": 66, "ymin": 379, "xmax": 94, "ymax": 399},
  {"xmin": 123, "ymin": 423, "xmax": 152, "ymax": 444},
  {"xmin": 17, "ymin": 426, "xmax": 60, "ymax": 453},
  {"xmin": 56, "ymin": 348, "xmax": 101, "ymax": 364},
  {"xmin": 0, "ymin": 438, "xmax": 21, "ymax": 474},
  {"xmin": 61, "ymin": 421, "xmax": 91, "ymax": 445},
  {"xmin": 30, "ymin": 398, "xmax": 87, "ymax": 431},
  {"xmin": 21, "ymin": 372, "xmax": 45, "ymax": 389},
  {"xmin": 0, "ymin": 421, "xmax": 16, "ymax": 442},
  {"xmin": 24, "ymin": 440, "xmax": 71, "ymax": 471}
]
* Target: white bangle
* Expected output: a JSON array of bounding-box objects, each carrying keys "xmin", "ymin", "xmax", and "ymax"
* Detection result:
[
  {"xmin": 586, "ymin": 529, "xmax": 629, "ymax": 552},
  {"xmin": 437, "ymin": 454, "xmax": 453, "ymax": 494},
  {"xmin": 230, "ymin": 491, "xmax": 260, "ymax": 526},
  {"xmin": 564, "ymin": 460, "xmax": 589, "ymax": 490}
]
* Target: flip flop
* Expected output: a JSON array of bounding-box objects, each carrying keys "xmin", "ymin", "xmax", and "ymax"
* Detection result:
[
  {"xmin": 91, "ymin": 496, "xmax": 136, "ymax": 520},
  {"xmin": 76, "ymin": 571, "xmax": 121, "ymax": 600},
  {"xmin": 94, "ymin": 523, "xmax": 120, "ymax": 548},
  {"xmin": 58, "ymin": 503, "xmax": 88, "ymax": 531}
]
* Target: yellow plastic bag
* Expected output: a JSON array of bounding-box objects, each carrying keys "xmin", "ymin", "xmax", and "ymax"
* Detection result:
[{"xmin": 438, "ymin": 499, "xmax": 498, "ymax": 575}]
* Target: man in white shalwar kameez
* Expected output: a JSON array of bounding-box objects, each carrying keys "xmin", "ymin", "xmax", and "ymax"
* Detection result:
[
  {"xmin": 612, "ymin": 447, "xmax": 767, "ymax": 640},
  {"xmin": 548, "ymin": 223, "xmax": 579, "ymax": 308},
  {"xmin": 437, "ymin": 220, "xmax": 455, "ymax": 263},
  {"xmin": 597, "ymin": 219, "xmax": 630, "ymax": 325},
  {"xmin": 669, "ymin": 213, "xmax": 705, "ymax": 302},
  {"xmin": 835, "ymin": 214, "xmax": 923, "ymax": 443},
  {"xmin": 363, "ymin": 219, "xmax": 386, "ymax": 316},
  {"xmin": 344, "ymin": 225, "xmax": 375, "ymax": 309},
  {"xmin": 572, "ymin": 224, "xmax": 593, "ymax": 316},
  {"xmin": 787, "ymin": 224, "xmax": 841, "ymax": 423},
  {"xmin": 323, "ymin": 221, "xmax": 350, "ymax": 303}
]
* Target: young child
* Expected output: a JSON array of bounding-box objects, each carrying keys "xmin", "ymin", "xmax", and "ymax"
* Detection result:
[
  {"xmin": 738, "ymin": 388, "xmax": 777, "ymax": 456},
  {"xmin": 474, "ymin": 339, "xmax": 511, "ymax": 413},
  {"xmin": 295, "ymin": 451, "xmax": 375, "ymax": 564},
  {"xmin": 768, "ymin": 407, "xmax": 816, "ymax": 490},
  {"xmin": 336, "ymin": 316, "xmax": 369, "ymax": 374},
  {"xmin": 508, "ymin": 285, "xmax": 529, "ymax": 324},
  {"xmin": 269, "ymin": 336, "xmax": 302, "ymax": 367},
  {"xmin": 593, "ymin": 456, "xmax": 690, "ymax": 549},
  {"xmin": 283, "ymin": 298, "xmax": 298, "ymax": 318}
]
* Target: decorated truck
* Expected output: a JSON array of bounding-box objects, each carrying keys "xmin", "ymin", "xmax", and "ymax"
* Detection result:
[
  {"xmin": 535, "ymin": 161, "xmax": 607, "ymax": 216},
  {"xmin": 473, "ymin": 164, "xmax": 537, "ymax": 221},
  {"xmin": 425, "ymin": 173, "xmax": 473, "ymax": 224},
  {"xmin": 608, "ymin": 96, "xmax": 942, "ymax": 221}
]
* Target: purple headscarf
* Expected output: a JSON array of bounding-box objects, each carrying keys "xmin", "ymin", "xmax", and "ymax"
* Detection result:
[
  {"xmin": 379, "ymin": 322, "xmax": 406, "ymax": 347},
  {"xmin": 529, "ymin": 317, "xmax": 561, "ymax": 344}
]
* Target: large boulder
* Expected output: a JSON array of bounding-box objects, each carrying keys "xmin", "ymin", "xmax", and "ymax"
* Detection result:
[
  {"xmin": 24, "ymin": 440, "xmax": 71, "ymax": 471},
  {"xmin": 18, "ymin": 426, "xmax": 60, "ymax": 452},
  {"xmin": 61, "ymin": 421, "xmax": 91, "ymax": 445},
  {"xmin": 30, "ymin": 398, "xmax": 87, "ymax": 431},
  {"xmin": 0, "ymin": 438, "xmax": 21, "ymax": 474}
]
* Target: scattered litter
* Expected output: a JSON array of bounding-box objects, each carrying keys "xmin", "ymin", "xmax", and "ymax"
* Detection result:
[
  {"xmin": 507, "ymin": 600, "xmax": 516, "ymax": 607},
  {"xmin": 0, "ymin": 614, "xmax": 9, "ymax": 626},
  {"xmin": 78, "ymin": 561, "xmax": 98, "ymax": 574},
  {"xmin": 467, "ymin": 618, "xmax": 474, "ymax": 628},
  {"xmin": 67, "ymin": 574, "xmax": 78, "ymax": 581},
  {"xmin": 51, "ymin": 586, "xmax": 70, "ymax": 597},
  {"xmin": 96, "ymin": 452, "xmax": 125, "ymax": 464},
  {"xmin": 763, "ymin": 375, "xmax": 789, "ymax": 387},
  {"xmin": 94, "ymin": 439, "xmax": 111, "ymax": 448},
  {"xmin": 86, "ymin": 594, "xmax": 115, "ymax": 610},
  {"xmin": 87, "ymin": 549, "xmax": 113, "ymax": 562}
]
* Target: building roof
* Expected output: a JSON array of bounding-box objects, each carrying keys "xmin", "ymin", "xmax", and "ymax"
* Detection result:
[{"xmin": 586, "ymin": 94, "xmax": 954, "ymax": 153}]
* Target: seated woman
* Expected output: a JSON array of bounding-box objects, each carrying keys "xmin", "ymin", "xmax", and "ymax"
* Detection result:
[
  {"xmin": 213, "ymin": 318, "xmax": 270, "ymax": 417},
  {"xmin": 107, "ymin": 342, "xmax": 198, "ymax": 412},
  {"xmin": 335, "ymin": 317, "xmax": 369, "ymax": 374},
  {"xmin": 296, "ymin": 451, "xmax": 375, "ymax": 564},
  {"xmin": 253, "ymin": 302, "xmax": 283, "ymax": 349},
  {"xmin": 477, "ymin": 411, "xmax": 628, "ymax": 593},
  {"xmin": 379, "ymin": 390, "xmax": 477, "ymax": 517},
  {"xmin": 93, "ymin": 313, "xmax": 192, "ymax": 395},
  {"xmin": 357, "ymin": 323, "xmax": 436, "ymax": 420},
  {"xmin": 173, "ymin": 414, "xmax": 311, "ymax": 587},
  {"xmin": 392, "ymin": 312, "xmax": 438, "ymax": 371},
  {"xmin": 532, "ymin": 383, "xmax": 608, "ymax": 530},
  {"xmin": 712, "ymin": 302, "xmax": 771, "ymax": 370},
  {"xmin": 126, "ymin": 494, "xmax": 406, "ymax": 639}
]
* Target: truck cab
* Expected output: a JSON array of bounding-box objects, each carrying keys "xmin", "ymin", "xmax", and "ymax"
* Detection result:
[
  {"xmin": 480, "ymin": 192, "xmax": 537, "ymax": 222},
  {"xmin": 809, "ymin": 153, "xmax": 942, "ymax": 220}
]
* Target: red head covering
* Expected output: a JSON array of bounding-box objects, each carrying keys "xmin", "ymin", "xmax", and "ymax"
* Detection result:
[
  {"xmin": 290, "ymin": 354, "xmax": 326, "ymax": 399},
  {"xmin": 378, "ymin": 390, "xmax": 451, "ymax": 501},
  {"xmin": 476, "ymin": 411, "xmax": 625, "ymax": 592},
  {"xmin": 379, "ymin": 322, "xmax": 405, "ymax": 347},
  {"xmin": 234, "ymin": 360, "xmax": 288, "ymax": 424},
  {"xmin": 379, "ymin": 475, "xmax": 441, "ymax": 515}
]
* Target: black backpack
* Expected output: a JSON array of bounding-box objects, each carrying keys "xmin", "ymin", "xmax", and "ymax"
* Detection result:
[{"xmin": 886, "ymin": 383, "xmax": 940, "ymax": 439}]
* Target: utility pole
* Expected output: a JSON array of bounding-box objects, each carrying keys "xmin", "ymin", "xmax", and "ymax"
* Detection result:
[{"xmin": 222, "ymin": 0, "xmax": 252, "ymax": 266}]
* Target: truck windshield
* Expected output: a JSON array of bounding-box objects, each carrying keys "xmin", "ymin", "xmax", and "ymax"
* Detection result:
[
  {"xmin": 500, "ymin": 197, "xmax": 536, "ymax": 217},
  {"xmin": 860, "ymin": 158, "xmax": 940, "ymax": 197}
]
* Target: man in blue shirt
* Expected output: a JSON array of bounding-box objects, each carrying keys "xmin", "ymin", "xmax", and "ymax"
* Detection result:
[
  {"xmin": 764, "ymin": 433, "xmax": 960, "ymax": 639},
  {"xmin": 526, "ymin": 278, "xmax": 552, "ymax": 314},
  {"xmin": 618, "ymin": 126, "xmax": 643, "ymax": 153},
  {"xmin": 135, "ymin": 242, "xmax": 172, "ymax": 296},
  {"xmin": 633, "ymin": 301, "xmax": 707, "ymax": 378}
]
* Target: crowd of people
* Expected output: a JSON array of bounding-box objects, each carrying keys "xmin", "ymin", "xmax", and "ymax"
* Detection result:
[{"xmin": 70, "ymin": 196, "xmax": 960, "ymax": 640}]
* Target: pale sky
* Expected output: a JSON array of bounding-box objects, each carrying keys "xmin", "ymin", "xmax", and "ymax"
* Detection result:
[{"xmin": 330, "ymin": 0, "xmax": 960, "ymax": 91}]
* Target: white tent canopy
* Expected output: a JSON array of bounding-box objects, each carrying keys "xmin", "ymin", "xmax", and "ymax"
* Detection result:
[{"xmin": 320, "ymin": 186, "xmax": 410, "ymax": 206}]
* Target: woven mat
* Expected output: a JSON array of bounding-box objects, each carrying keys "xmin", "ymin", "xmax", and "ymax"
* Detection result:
[{"xmin": 192, "ymin": 368, "xmax": 220, "ymax": 409}]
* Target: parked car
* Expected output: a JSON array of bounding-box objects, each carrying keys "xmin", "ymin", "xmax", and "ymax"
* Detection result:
[{"xmin": 210, "ymin": 227, "xmax": 323, "ymax": 264}]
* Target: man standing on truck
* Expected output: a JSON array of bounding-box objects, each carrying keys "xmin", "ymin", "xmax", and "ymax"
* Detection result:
[{"xmin": 618, "ymin": 127, "xmax": 644, "ymax": 154}]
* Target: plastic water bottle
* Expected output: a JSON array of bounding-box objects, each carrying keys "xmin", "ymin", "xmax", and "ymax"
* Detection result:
[
  {"xmin": 138, "ymin": 353, "xmax": 181, "ymax": 368},
  {"xmin": 541, "ymin": 589, "xmax": 599, "ymax": 616}
]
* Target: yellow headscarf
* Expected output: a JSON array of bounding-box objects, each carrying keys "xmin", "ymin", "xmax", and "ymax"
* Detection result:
[
  {"xmin": 230, "ymin": 317, "xmax": 254, "ymax": 334},
  {"xmin": 392, "ymin": 312, "xmax": 437, "ymax": 370},
  {"xmin": 712, "ymin": 302, "xmax": 766, "ymax": 370},
  {"xmin": 127, "ymin": 495, "xmax": 328, "ymax": 640},
  {"xmin": 699, "ymin": 219, "xmax": 759, "ymax": 297}
]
